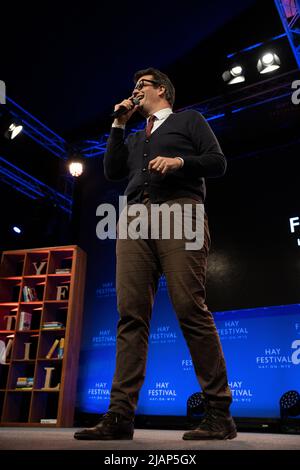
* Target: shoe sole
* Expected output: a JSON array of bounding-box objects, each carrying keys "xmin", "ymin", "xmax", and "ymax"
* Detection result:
[
  {"xmin": 182, "ymin": 431, "xmax": 237, "ymax": 440},
  {"xmin": 74, "ymin": 434, "xmax": 134, "ymax": 441}
]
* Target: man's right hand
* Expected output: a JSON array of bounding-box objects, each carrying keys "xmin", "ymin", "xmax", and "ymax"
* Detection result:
[{"xmin": 113, "ymin": 97, "xmax": 139, "ymax": 126}]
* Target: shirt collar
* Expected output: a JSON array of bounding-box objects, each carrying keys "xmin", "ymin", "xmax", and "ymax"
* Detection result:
[{"xmin": 147, "ymin": 107, "xmax": 173, "ymax": 122}]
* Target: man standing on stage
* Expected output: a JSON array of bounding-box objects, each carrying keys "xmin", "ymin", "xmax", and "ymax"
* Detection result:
[{"xmin": 74, "ymin": 67, "xmax": 236, "ymax": 441}]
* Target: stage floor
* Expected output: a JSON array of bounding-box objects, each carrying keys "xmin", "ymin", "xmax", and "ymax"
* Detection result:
[{"xmin": 0, "ymin": 427, "xmax": 300, "ymax": 450}]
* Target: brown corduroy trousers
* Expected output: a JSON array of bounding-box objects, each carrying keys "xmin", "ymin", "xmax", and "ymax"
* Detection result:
[{"xmin": 108, "ymin": 197, "xmax": 232, "ymax": 418}]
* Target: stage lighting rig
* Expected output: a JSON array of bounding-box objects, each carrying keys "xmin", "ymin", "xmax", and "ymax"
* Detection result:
[
  {"xmin": 257, "ymin": 52, "xmax": 281, "ymax": 74},
  {"xmin": 222, "ymin": 65, "xmax": 246, "ymax": 85}
]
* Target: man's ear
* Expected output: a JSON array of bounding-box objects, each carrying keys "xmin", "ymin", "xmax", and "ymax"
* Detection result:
[{"xmin": 158, "ymin": 85, "xmax": 166, "ymax": 98}]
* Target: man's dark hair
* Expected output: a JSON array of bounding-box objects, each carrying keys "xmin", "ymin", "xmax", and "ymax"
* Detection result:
[{"xmin": 134, "ymin": 67, "xmax": 175, "ymax": 107}]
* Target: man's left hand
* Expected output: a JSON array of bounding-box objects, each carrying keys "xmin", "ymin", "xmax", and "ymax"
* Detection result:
[{"xmin": 148, "ymin": 156, "xmax": 182, "ymax": 175}]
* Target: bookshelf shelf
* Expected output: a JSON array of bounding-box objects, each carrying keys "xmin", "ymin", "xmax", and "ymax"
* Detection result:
[
  {"xmin": 0, "ymin": 422, "xmax": 57, "ymax": 427},
  {"xmin": 41, "ymin": 328, "xmax": 66, "ymax": 332},
  {"xmin": 18, "ymin": 305, "xmax": 43, "ymax": 311},
  {"xmin": 48, "ymin": 274, "xmax": 72, "ymax": 278},
  {"xmin": 16, "ymin": 330, "xmax": 40, "ymax": 334},
  {"xmin": 0, "ymin": 303, "xmax": 19, "ymax": 307},
  {"xmin": 44, "ymin": 300, "xmax": 68, "ymax": 307},
  {"xmin": 19, "ymin": 302, "xmax": 43, "ymax": 305},
  {"xmin": 23, "ymin": 275, "xmax": 46, "ymax": 280},
  {"xmin": 37, "ymin": 358, "xmax": 63, "ymax": 362},
  {"xmin": 12, "ymin": 359, "xmax": 36, "ymax": 363},
  {"xmin": 0, "ymin": 245, "xmax": 86, "ymax": 427}
]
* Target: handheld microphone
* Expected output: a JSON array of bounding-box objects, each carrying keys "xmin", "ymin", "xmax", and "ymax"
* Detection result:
[{"xmin": 111, "ymin": 97, "xmax": 140, "ymax": 119}]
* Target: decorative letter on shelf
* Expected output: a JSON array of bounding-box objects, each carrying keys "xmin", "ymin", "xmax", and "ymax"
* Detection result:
[
  {"xmin": 23, "ymin": 342, "xmax": 31, "ymax": 360},
  {"xmin": 42, "ymin": 367, "xmax": 60, "ymax": 391},
  {"xmin": 56, "ymin": 285, "xmax": 69, "ymax": 300},
  {"xmin": 33, "ymin": 262, "xmax": 47, "ymax": 275},
  {"xmin": 0, "ymin": 339, "xmax": 13, "ymax": 364},
  {"xmin": 4, "ymin": 315, "xmax": 17, "ymax": 331}
]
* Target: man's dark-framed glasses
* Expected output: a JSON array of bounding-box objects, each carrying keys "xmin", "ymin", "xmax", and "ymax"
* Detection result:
[{"xmin": 134, "ymin": 79, "xmax": 160, "ymax": 91}]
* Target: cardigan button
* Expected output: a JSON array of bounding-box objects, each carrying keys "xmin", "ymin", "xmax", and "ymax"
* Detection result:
[{"xmin": 142, "ymin": 168, "xmax": 147, "ymax": 172}]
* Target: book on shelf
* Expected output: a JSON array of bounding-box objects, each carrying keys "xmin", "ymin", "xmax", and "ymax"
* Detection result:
[
  {"xmin": 55, "ymin": 268, "xmax": 71, "ymax": 274},
  {"xmin": 3, "ymin": 338, "xmax": 13, "ymax": 361},
  {"xmin": 16, "ymin": 377, "xmax": 34, "ymax": 389},
  {"xmin": 42, "ymin": 321, "xmax": 64, "ymax": 329},
  {"xmin": 57, "ymin": 337, "xmax": 65, "ymax": 359},
  {"xmin": 42, "ymin": 327, "xmax": 64, "ymax": 330},
  {"xmin": 40, "ymin": 418, "xmax": 57, "ymax": 424},
  {"xmin": 22, "ymin": 286, "xmax": 28, "ymax": 302},
  {"xmin": 45, "ymin": 338, "xmax": 60, "ymax": 359},
  {"xmin": 23, "ymin": 286, "xmax": 38, "ymax": 302},
  {"xmin": 19, "ymin": 311, "xmax": 32, "ymax": 331}
]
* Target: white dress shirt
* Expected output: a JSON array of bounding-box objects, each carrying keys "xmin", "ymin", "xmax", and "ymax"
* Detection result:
[{"xmin": 146, "ymin": 107, "xmax": 173, "ymax": 133}]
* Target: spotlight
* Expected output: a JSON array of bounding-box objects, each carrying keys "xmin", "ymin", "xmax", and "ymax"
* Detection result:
[
  {"xmin": 0, "ymin": 111, "xmax": 23, "ymax": 140},
  {"xmin": 5, "ymin": 122, "xmax": 23, "ymax": 140},
  {"xmin": 67, "ymin": 153, "xmax": 84, "ymax": 177},
  {"xmin": 12, "ymin": 226, "xmax": 22, "ymax": 234},
  {"xmin": 280, "ymin": 390, "xmax": 300, "ymax": 418},
  {"xmin": 257, "ymin": 52, "xmax": 280, "ymax": 74},
  {"xmin": 222, "ymin": 64, "xmax": 245, "ymax": 85},
  {"xmin": 187, "ymin": 392, "xmax": 206, "ymax": 425}
]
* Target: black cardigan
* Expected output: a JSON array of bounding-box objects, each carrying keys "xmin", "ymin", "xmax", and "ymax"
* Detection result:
[{"xmin": 103, "ymin": 109, "xmax": 226, "ymax": 203}]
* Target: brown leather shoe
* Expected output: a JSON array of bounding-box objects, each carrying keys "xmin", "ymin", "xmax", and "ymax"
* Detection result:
[
  {"xmin": 74, "ymin": 412, "xmax": 134, "ymax": 440},
  {"xmin": 182, "ymin": 406, "xmax": 237, "ymax": 440}
]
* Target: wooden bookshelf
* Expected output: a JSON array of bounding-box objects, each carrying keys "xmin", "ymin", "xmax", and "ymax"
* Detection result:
[{"xmin": 0, "ymin": 245, "xmax": 86, "ymax": 426}]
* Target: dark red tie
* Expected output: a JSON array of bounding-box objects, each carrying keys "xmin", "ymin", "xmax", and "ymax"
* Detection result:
[{"xmin": 145, "ymin": 115, "xmax": 156, "ymax": 138}]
